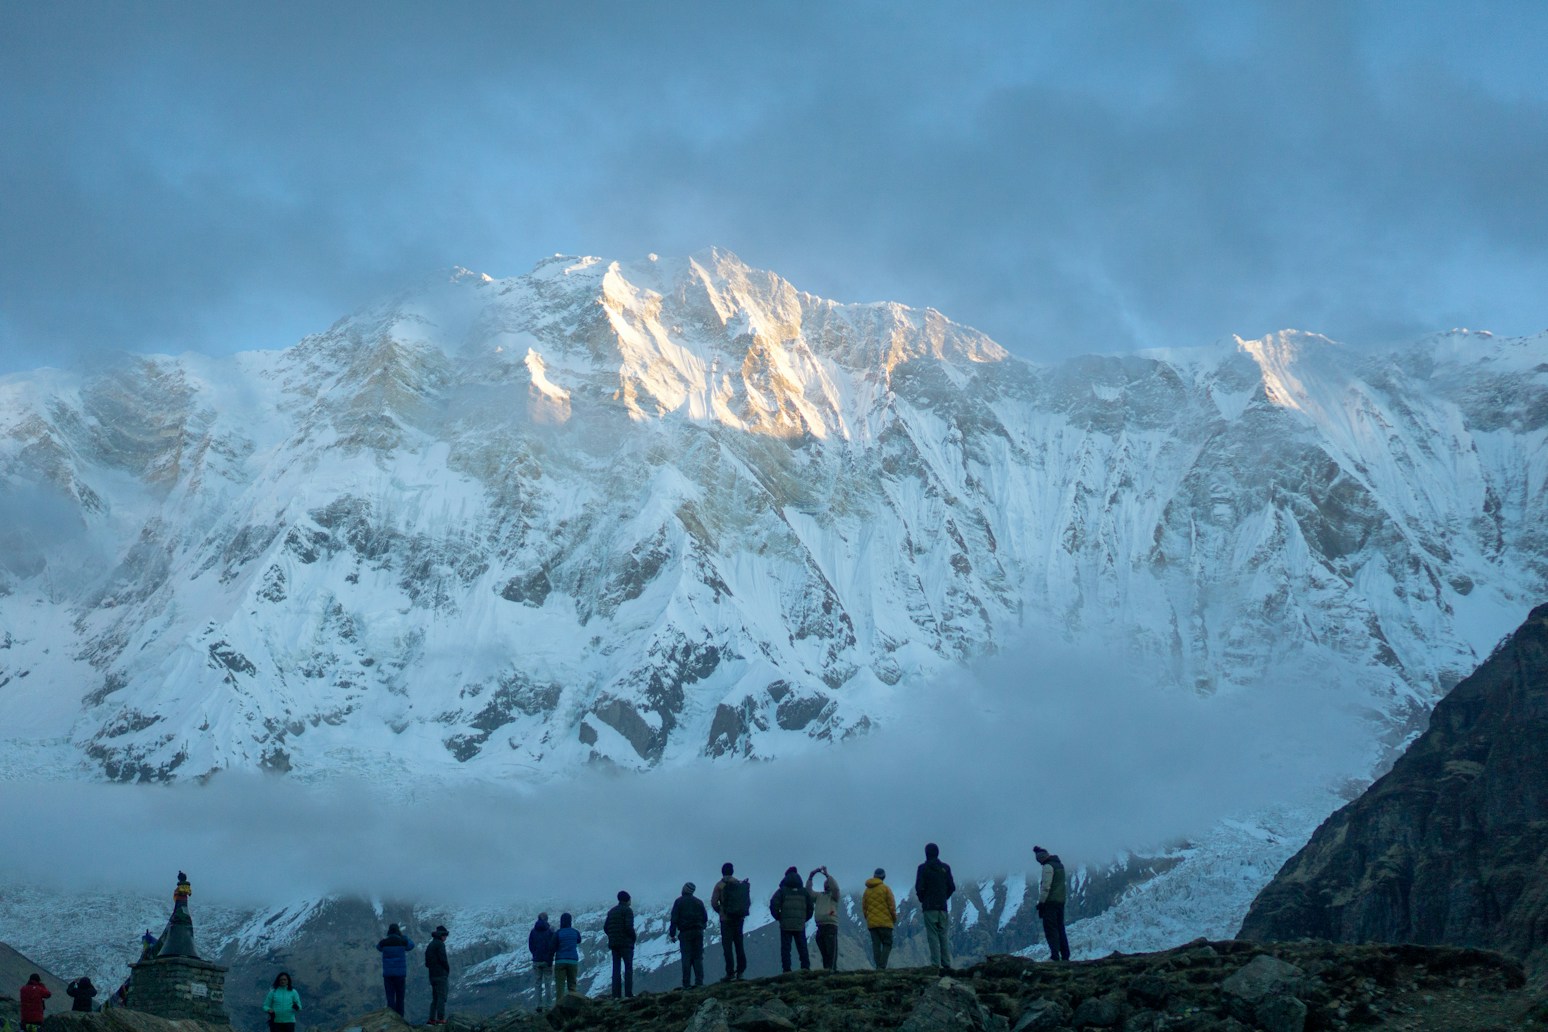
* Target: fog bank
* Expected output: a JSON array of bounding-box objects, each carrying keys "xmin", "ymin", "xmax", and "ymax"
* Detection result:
[{"xmin": 1, "ymin": 635, "xmax": 1373, "ymax": 909}]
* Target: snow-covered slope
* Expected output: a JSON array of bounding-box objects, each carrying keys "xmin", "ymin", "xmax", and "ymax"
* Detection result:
[{"xmin": 1, "ymin": 251, "xmax": 1544, "ymax": 786}]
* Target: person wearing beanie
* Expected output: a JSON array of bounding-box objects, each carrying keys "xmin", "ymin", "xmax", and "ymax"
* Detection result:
[
  {"xmin": 527, "ymin": 912, "xmax": 558, "ymax": 1010},
  {"xmin": 668, "ymin": 881, "xmax": 709, "ymax": 987},
  {"xmin": 710, "ymin": 861, "xmax": 750, "ymax": 981},
  {"xmin": 769, "ymin": 865, "xmax": 815, "ymax": 972},
  {"xmin": 602, "ymin": 890, "xmax": 637, "ymax": 998},
  {"xmin": 1033, "ymin": 845, "xmax": 1070, "ymax": 961},
  {"xmin": 861, "ymin": 868, "xmax": 899, "ymax": 969},
  {"xmin": 424, "ymin": 924, "xmax": 451, "ymax": 1024},
  {"xmin": 915, "ymin": 842, "xmax": 956, "ymax": 972},
  {"xmin": 375, "ymin": 921, "xmax": 416, "ymax": 1016},
  {"xmin": 553, "ymin": 913, "xmax": 582, "ymax": 1000},
  {"xmin": 20, "ymin": 973, "xmax": 51, "ymax": 1032},
  {"xmin": 806, "ymin": 866, "xmax": 842, "ymax": 970}
]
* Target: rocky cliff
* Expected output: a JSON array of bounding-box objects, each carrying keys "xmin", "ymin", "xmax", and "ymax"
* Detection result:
[{"xmin": 1239, "ymin": 603, "xmax": 1548, "ymax": 981}]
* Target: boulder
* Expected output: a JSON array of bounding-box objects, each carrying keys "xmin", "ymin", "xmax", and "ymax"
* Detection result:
[
  {"xmin": 545, "ymin": 992, "xmax": 590, "ymax": 1028},
  {"xmin": 1120, "ymin": 1011, "xmax": 1160, "ymax": 1032},
  {"xmin": 1068, "ymin": 992, "xmax": 1123, "ymax": 1028},
  {"xmin": 684, "ymin": 998, "xmax": 731, "ymax": 1032},
  {"xmin": 730, "ymin": 1001, "xmax": 796, "ymax": 1032},
  {"xmin": 1125, "ymin": 974, "xmax": 1171, "ymax": 1010},
  {"xmin": 1220, "ymin": 956, "xmax": 1305, "ymax": 1005},
  {"xmin": 1010, "ymin": 998, "xmax": 1071, "ymax": 1032},
  {"xmin": 898, "ymin": 979, "xmax": 993, "ymax": 1032},
  {"xmin": 1252, "ymin": 994, "xmax": 1307, "ymax": 1032}
]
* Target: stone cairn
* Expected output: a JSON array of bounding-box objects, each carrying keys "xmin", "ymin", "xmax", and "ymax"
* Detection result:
[{"xmin": 124, "ymin": 872, "xmax": 230, "ymax": 1024}]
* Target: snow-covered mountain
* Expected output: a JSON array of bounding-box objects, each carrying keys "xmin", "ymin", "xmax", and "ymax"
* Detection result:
[{"xmin": 1, "ymin": 249, "xmax": 1544, "ymax": 785}]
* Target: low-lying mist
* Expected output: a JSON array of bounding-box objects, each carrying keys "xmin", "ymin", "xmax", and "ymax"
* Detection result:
[{"xmin": 2, "ymin": 634, "xmax": 1374, "ymax": 911}]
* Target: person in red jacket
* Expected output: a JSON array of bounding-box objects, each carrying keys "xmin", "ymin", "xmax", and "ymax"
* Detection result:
[{"xmin": 20, "ymin": 973, "xmax": 52, "ymax": 1032}]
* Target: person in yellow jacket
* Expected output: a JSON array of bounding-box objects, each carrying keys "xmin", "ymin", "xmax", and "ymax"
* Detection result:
[{"xmin": 861, "ymin": 868, "xmax": 899, "ymax": 969}]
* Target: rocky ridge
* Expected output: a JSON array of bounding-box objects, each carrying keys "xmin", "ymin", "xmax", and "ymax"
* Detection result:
[
  {"xmin": 11, "ymin": 940, "xmax": 1545, "ymax": 1032},
  {"xmin": 0, "ymin": 251, "xmax": 1542, "ymax": 784},
  {"xmin": 1239, "ymin": 603, "xmax": 1548, "ymax": 981},
  {"xmin": 326, "ymin": 941, "xmax": 1537, "ymax": 1032}
]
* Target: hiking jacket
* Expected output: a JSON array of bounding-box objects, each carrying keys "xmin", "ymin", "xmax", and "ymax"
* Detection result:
[
  {"xmin": 554, "ymin": 925, "xmax": 582, "ymax": 963},
  {"xmin": 712, "ymin": 875, "xmax": 749, "ymax": 919},
  {"xmin": 425, "ymin": 937, "xmax": 450, "ymax": 977},
  {"xmin": 915, "ymin": 857, "xmax": 956, "ymax": 912},
  {"xmin": 603, "ymin": 903, "xmax": 636, "ymax": 951},
  {"xmin": 669, "ymin": 892, "xmax": 709, "ymax": 936},
  {"xmin": 1037, "ymin": 854, "xmax": 1068, "ymax": 904},
  {"xmin": 377, "ymin": 932, "xmax": 417, "ymax": 976},
  {"xmin": 528, "ymin": 919, "xmax": 557, "ymax": 963},
  {"xmin": 807, "ymin": 873, "xmax": 840, "ymax": 927},
  {"xmin": 20, "ymin": 982, "xmax": 51, "ymax": 1023},
  {"xmin": 862, "ymin": 878, "xmax": 898, "ymax": 929},
  {"xmin": 67, "ymin": 978, "xmax": 98, "ymax": 1012},
  {"xmin": 770, "ymin": 871, "xmax": 814, "ymax": 932},
  {"xmin": 262, "ymin": 987, "xmax": 302, "ymax": 1023}
]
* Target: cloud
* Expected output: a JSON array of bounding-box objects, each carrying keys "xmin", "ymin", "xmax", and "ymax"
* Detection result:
[
  {"xmin": 0, "ymin": 632, "xmax": 1371, "ymax": 911},
  {"xmin": 2, "ymin": 2, "xmax": 1546, "ymax": 375}
]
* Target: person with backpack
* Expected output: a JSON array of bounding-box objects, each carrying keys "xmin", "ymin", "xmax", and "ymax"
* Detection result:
[
  {"xmin": 66, "ymin": 976, "xmax": 98, "ymax": 1012},
  {"xmin": 19, "ymin": 973, "xmax": 51, "ymax": 1032},
  {"xmin": 527, "ymin": 912, "xmax": 558, "ymax": 1009},
  {"xmin": 375, "ymin": 922, "xmax": 416, "ymax": 1016},
  {"xmin": 710, "ymin": 862, "xmax": 749, "ymax": 981},
  {"xmin": 861, "ymin": 868, "xmax": 899, "ymax": 969},
  {"xmin": 424, "ymin": 925, "xmax": 450, "ymax": 1024},
  {"xmin": 262, "ymin": 972, "xmax": 301, "ymax": 1032},
  {"xmin": 668, "ymin": 882, "xmax": 709, "ymax": 988},
  {"xmin": 915, "ymin": 842, "xmax": 956, "ymax": 972},
  {"xmin": 602, "ymin": 890, "xmax": 636, "ymax": 998},
  {"xmin": 553, "ymin": 913, "xmax": 581, "ymax": 1000},
  {"xmin": 806, "ymin": 867, "xmax": 841, "ymax": 970},
  {"xmin": 769, "ymin": 866, "xmax": 814, "ymax": 972},
  {"xmin": 1033, "ymin": 845, "xmax": 1071, "ymax": 961}
]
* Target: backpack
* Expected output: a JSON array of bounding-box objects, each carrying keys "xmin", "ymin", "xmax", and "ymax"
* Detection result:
[{"xmin": 722, "ymin": 877, "xmax": 751, "ymax": 917}]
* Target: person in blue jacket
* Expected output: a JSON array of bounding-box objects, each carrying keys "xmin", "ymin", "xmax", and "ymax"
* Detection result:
[
  {"xmin": 376, "ymin": 922, "xmax": 416, "ymax": 1016},
  {"xmin": 527, "ymin": 913, "xmax": 558, "ymax": 1010},
  {"xmin": 552, "ymin": 913, "xmax": 582, "ymax": 1002},
  {"xmin": 262, "ymin": 972, "xmax": 301, "ymax": 1032}
]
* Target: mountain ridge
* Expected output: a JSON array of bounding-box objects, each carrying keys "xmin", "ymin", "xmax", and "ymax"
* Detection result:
[
  {"xmin": 1239, "ymin": 602, "xmax": 1548, "ymax": 981},
  {"xmin": 0, "ymin": 250, "xmax": 1544, "ymax": 787}
]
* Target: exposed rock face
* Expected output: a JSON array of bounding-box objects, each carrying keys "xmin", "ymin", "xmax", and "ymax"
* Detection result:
[
  {"xmin": 1, "ymin": 252, "xmax": 1544, "ymax": 784},
  {"xmin": 1239, "ymin": 603, "xmax": 1548, "ymax": 979}
]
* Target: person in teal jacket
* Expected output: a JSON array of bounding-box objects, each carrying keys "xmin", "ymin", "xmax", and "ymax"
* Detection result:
[{"xmin": 263, "ymin": 972, "xmax": 302, "ymax": 1032}]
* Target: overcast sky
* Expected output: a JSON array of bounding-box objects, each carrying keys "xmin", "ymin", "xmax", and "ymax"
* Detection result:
[{"xmin": 3, "ymin": 1, "xmax": 1546, "ymax": 375}]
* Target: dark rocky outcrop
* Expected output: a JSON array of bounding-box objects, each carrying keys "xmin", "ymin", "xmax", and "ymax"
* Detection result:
[
  {"xmin": 1239, "ymin": 603, "xmax": 1548, "ymax": 981},
  {"xmin": 40, "ymin": 1012, "xmax": 228, "ymax": 1032},
  {"xmin": 325, "ymin": 940, "xmax": 1536, "ymax": 1032}
]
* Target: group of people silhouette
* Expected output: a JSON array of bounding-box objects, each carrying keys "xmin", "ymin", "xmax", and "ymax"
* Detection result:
[{"xmin": 23, "ymin": 845, "xmax": 1066, "ymax": 1030}]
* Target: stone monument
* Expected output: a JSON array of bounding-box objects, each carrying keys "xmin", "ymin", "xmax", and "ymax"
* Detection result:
[{"xmin": 125, "ymin": 872, "xmax": 230, "ymax": 1023}]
